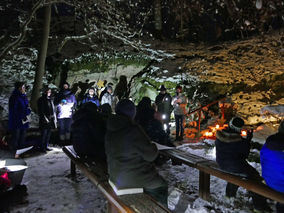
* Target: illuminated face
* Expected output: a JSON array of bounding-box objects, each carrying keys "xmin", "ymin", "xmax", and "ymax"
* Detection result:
[
  {"xmin": 47, "ymin": 89, "xmax": 52, "ymax": 97},
  {"xmin": 19, "ymin": 85, "xmax": 25, "ymax": 94},
  {"xmin": 89, "ymin": 89, "xmax": 95, "ymax": 96},
  {"xmin": 63, "ymin": 84, "xmax": 69, "ymax": 90}
]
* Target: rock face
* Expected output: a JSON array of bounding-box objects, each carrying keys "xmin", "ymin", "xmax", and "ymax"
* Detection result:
[{"xmin": 150, "ymin": 31, "xmax": 284, "ymax": 124}]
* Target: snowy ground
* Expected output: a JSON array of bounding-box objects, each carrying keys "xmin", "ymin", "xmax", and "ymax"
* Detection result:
[{"xmin": 9, "ymin": 140, "xmax": 277, "ymax": 213}]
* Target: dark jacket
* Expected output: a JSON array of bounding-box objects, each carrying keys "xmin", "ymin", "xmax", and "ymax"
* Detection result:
[
  {"xmin": 215, "ymin": 128, "xmax": 251, "ymax": 174},
  {"xmin": 135, "ymin": 107, "xmax": 170, "ymax": 145},
  {"xmin": 82, "ymin": 94, "xmax": 100, "ymax": 107},
  {"xmin": 260, "ymin": 132, "xmax": 284, "ymax": 193},
  {"xmin": 71, "ymin": 105, "xmax": 106, "ymax": 161},
  {"xmin": 8, "ymin": 90, "xmax": 31, "ymax": 130},
  {"xmin": 37, "ymin": 95, "xmax": 57, "ymax": 129},
  {"xmin": 155, "ymin": 93, "xmax": 172, "ymax": 115},
  {"xmin": 105, "ymin": 114, "xmax": 166, "ymax": 189},
  {"xmin": 55, "ymin": 89, "xmax": 77, "ymax": 106}
]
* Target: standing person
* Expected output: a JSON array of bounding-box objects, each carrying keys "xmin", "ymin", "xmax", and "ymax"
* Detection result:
[
  {"xmin": 8, "ymin": 82, "xmax": 31, "ymax": 158},
  {"xmin": 99, "ymin": 80, "xmax": 111, "ymax": 102},
  {"xmin": 136, "ymin": 97, "xmax": 172, "ymax": 146},
  {"xmin": 171, "ymin": 85, "xmax": 187, "ymax": 141},
  {"xmin": 155, "ymin": 85, "xmax": 172, "ymax": 135},
  {"xmin": 37, "ymin": 88, "xmax": 57, "ymax": 152},
  {"xmin": 114, "ymin": 75, "xmax": 128, "ymax": 100},
  {"xmin": 105, "ymin": 99, "xmax": 168, "ymax": 206},
  {"xmin": 260, "ymin": 120, "xmax": 284, "ymax": 213},
  {"xmin": 82, "ymin": 87, "xmax": 100, "ymax": 107},
  {"xmin": 101, "ymin": 86, "xmax": 115, "ymax": 112},
  {"xmin": 215, "ymin": 117, "xmax": 270, "ymax": 212},
  {"xmin": 56, "ymin": 82, "xmax": 76, "ymax": 145}
]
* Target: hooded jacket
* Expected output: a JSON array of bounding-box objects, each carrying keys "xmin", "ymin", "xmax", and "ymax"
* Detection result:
[
  {"xmin": 72, "ymin": 105, "xmax": 106, "ymax": 161},
  {"xmin": 105, "ymin": 114, "xmax": 166, "ymax": 189},
  {"xmin": 260, "ymin": 132, "xmax": 284, "ymax": 193},
  {"xmin": 215, "ymin": 128, "xmax": 250, "ymax": 174},
  {"xmin": 8, "ymin": 89, "xmax": 31, "ymax": 130}
]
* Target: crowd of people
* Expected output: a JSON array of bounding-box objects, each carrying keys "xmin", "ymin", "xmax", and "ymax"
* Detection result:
[{"xmin": 3, "ymin": 79, "xmax": 284, "ymax": 211}]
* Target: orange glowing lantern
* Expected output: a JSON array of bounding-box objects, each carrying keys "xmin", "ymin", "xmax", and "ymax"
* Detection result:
[
  {"xmin": 216, "ymin": 124, "xmax": 220, "ymax": 129},
  {"xmin": 241, "ymin": 130, "xmax": 247, "ymax": 137}
]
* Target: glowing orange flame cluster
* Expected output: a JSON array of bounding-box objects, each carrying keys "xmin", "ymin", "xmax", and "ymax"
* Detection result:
[{"xmin": 201, "ymin": 123, "xmax": 228, "ymax": 139}]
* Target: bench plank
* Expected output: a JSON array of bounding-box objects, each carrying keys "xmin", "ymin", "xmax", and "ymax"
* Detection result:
[
  {"xmin": 63, "ymin": 146, "xmax": 171, "ymax": 213},
  {"xmin": 160, "ymin": 148, "xmax": 284, "ymax": 203}
]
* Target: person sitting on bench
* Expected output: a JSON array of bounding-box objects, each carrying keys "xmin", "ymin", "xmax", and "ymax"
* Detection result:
[
  {"xmin": 105, "ymin": 99, "xmax": 168, "ymax": 206},
  {"xmin": 260, "ymin": 120, "xmax": 284, "ymax": 213},
  {"xmin": 215, "ymin": 117, "xmax": 269, "ymax": 212},
  {"xmin": 71, "ymin": 102, "xmax": 107, "ymax": 162}
]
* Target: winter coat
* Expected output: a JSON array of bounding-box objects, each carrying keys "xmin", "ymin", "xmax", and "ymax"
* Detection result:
[
  {"xmin": 260, "ymin": 132, "xmax": 284, "ymax": 193},
  {"xmin": 101, "ymin": 92, "xmax": 115, "ymax": 111},
  {"xmin": 105, "ymin": 114, "xmax": 167, "ymax": 189},
  {"xmin": 172, "ymin": 94, "xmax": 187, "ymax": 115},
  {"xmin": 55, "ymin": 89, "xmax": 77, "ymax": 106},
  {"xmin": 135, "ymin": 107, "xmax": 170, "ymax": 145},
  {"xmin": 114, "ymin": 82, "xmax": 128, "ymax": 100},
  {"xmin": 56, "ymin": 90, "xmax": 77, "ymax": 119},
  {"xmin": 99, "ymin": 87, "xmax": 107, "ymax": 102},
  {"xmin": 82, "ymin": 95, "xmax": 100, "ymax": 107},
  {"xmin": 72, "ymin": 106, "xmax": 106, "ymax": 161},
  {"xmin": 37, "ymin": 95, "xmax": 57, "ymax": 129},
  {"xmin": 155, "ymin": 93, "xmax": 173, "ymax": 115},
  {"xmin": 8, "ymin": 90, "xmax": 31, "ymax": 130},
  {"xmin": 215, "ymin": 128, "xmax": 251, "ymax": 174}
]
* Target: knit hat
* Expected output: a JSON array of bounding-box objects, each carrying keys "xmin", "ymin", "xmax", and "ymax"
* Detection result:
[
  {"xmin": 115, "ymin": 99, "xmax": 136, "ymax": 119},
  {"xmin": 278, "ymin": 120, "xmax": 284, "ymax": 134},
  {"xmin": 159, "ymin": 85, "xmax": 167, "ymax": 91},
  {"xmin": 229, "ymin": 117, "xmax": 244, "ymax": 133}
]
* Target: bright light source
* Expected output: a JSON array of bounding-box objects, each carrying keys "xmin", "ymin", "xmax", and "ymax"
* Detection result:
[
  {"xmin": 163, "ymin": 124, "xmax": 167, "ymax": 131},
  {"xmin": 204, "ymin": 132, "xmax": 213, "ymax": 137},
  {"xmin": 162, "ymin": 114, "xmax": 166, "ymax": 119},
  {"xmin": 216, "ymin": 124, "xmax": 220, "ymax": 129},
  {"xmin": 241, "ymin": 130, "xmax": 247, "ymax": 137}
]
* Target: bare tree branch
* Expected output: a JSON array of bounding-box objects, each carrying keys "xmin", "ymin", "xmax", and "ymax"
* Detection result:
[{"xmin": 0, "ymin": 0, "xmax": 74, "ymax": 62}]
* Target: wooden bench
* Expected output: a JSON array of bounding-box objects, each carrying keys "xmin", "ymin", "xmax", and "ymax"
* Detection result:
[
  {"xmin": 160, "ymin": 148, "xmax": 284, "ymax": 203},
  {"xmin": 62, "ymin": 145, "xmax": 171, "ymax": 213}
]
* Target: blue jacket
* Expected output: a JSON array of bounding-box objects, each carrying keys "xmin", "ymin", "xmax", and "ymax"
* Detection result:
[
  {"xmin": 8, "ymin": 90, "xmax": 31, "ymax": 130},
  {"xmin": 260, "ymin": 133, "xmax": 284, "ymax": 193},
  {"xmin": 82, "ymin": 95, "xmax": 100, "ymax": 107}
]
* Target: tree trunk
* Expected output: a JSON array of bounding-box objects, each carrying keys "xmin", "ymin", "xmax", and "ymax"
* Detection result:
[
  {"xmin": 30, "ymin": 5, "xmax": 51, "ymax": 112},
  {"xmin": 153, "ymin": 0, "xmax": 162, "ymax": 38}
]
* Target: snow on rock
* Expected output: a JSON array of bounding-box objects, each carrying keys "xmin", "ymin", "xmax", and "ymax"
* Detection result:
[{"xmin": 260, "ymin": 105, "xmax": 284, "ymax": 118}]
